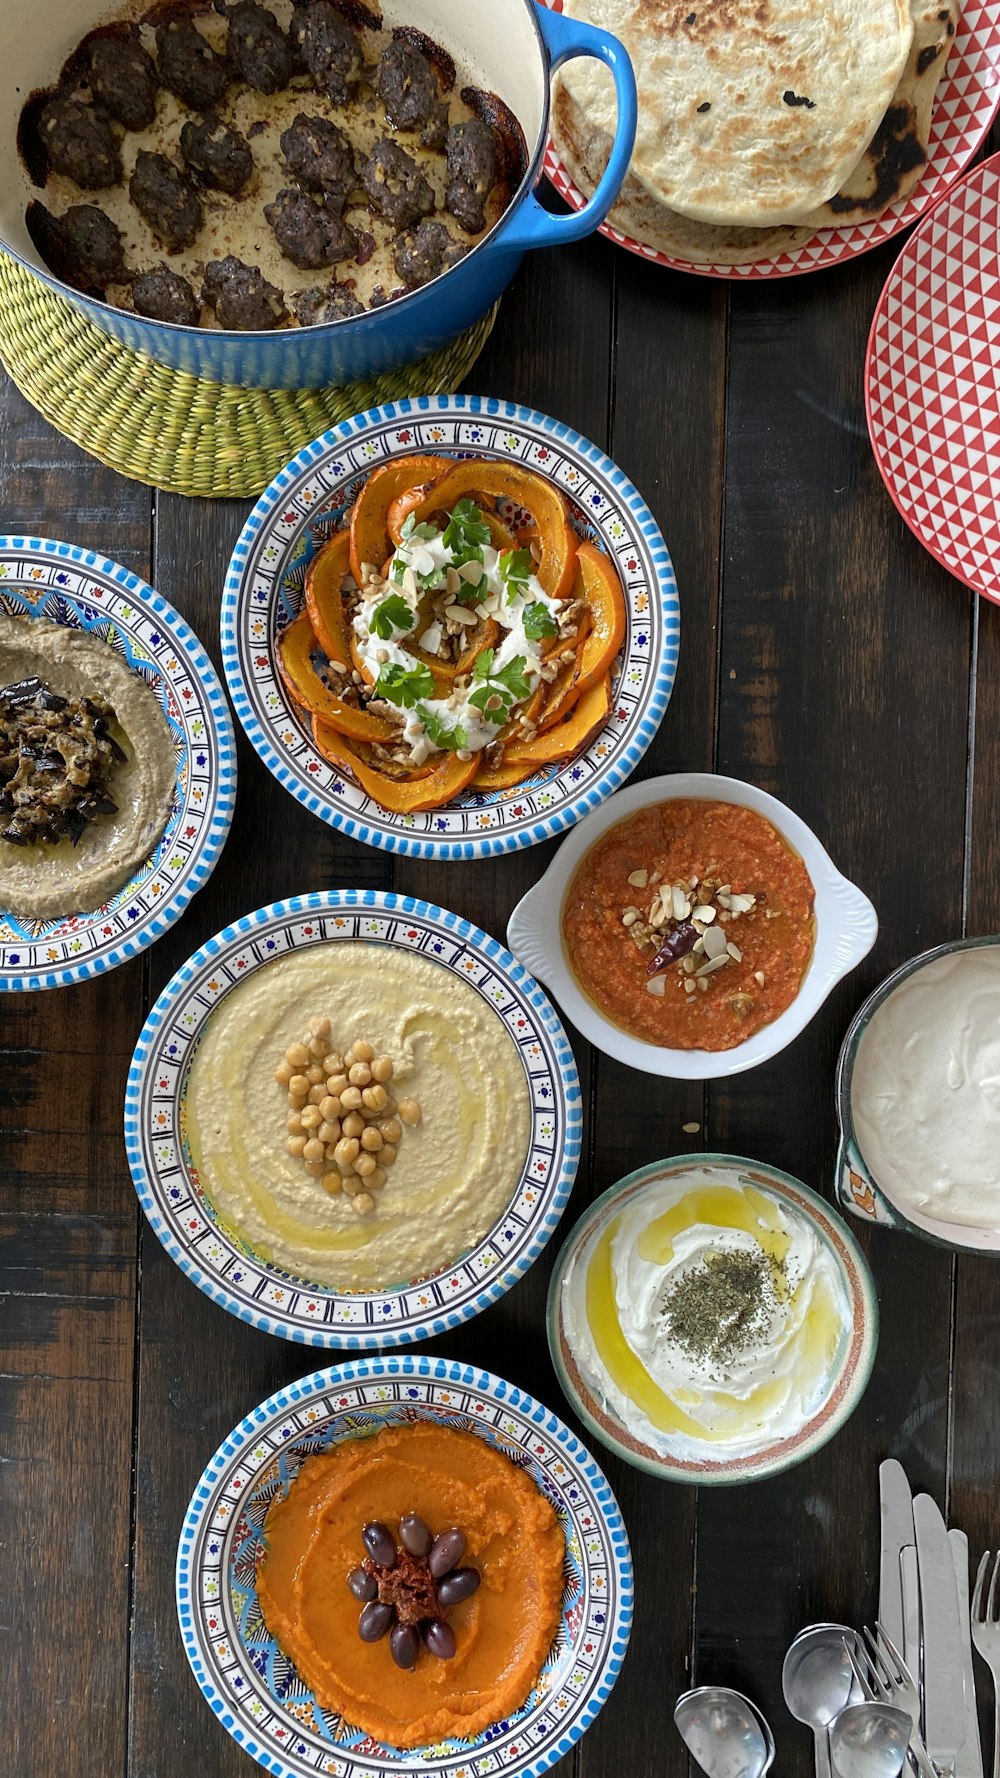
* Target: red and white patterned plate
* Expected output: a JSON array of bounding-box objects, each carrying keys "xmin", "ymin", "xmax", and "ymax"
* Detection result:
[
  {"xmin": 540, "ymin": 0, "xmax": 1000, "ymax": 280},
  {"xmin": 866, "ymin": 151, "xmax": 1000, "ymax": 603}
]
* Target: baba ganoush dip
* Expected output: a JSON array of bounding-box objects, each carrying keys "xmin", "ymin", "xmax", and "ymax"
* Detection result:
[
  {"xmin": 851, "ymin": 944, "xmax": 1000, "ymax": 1229},
  {"xmin": 184, "ymin": 942, "xmax": 532, "ymax": 1290},
  {"xmin": 561, "ymin": 1168, "xmax": 851, "ymax": 1463}
]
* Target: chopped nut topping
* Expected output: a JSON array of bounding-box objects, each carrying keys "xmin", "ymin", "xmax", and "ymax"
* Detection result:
[{"xmin": 627, "ymin": 869, "xmax": 648, "ymax": 888}]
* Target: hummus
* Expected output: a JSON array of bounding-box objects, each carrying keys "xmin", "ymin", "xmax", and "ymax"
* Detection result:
[
  {"xmin": 562, "ymin": 1168, "xmax": 851, "ymax": 1463},
  {"xmin": 257, "ymin": 1421, "xmax": 565, "ymax": 1749},
  {"xmin": 0, "ymin": 615, "xmax": 175, "ymax": 920},
  {"xmin": 184, "ymin": 942, "xmax": 532, "ymax": 1289}
]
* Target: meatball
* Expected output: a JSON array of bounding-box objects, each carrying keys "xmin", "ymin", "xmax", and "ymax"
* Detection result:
[
  {"xmin": 88, "ymin": 33, "xmax": 158, "ymax": 131},
  {"xmin": 156, "ymin": 18, "xmax": 229, "ymax": 111},
  {"xmin": 202, "ymin": 255, "xmax": 287, "ymax": 329},
  {"xmin": 290, "ymin": 2, "xmax": 362, "ymax": 104},
  {"xmin": 294, "ymin": 282, "xmax": 365, "ymax": 325},
  {"xmin": 393, "ymin": 219, "xmax": 467, "ymax": 290},
  {"xmin": 180, "ymin": 114, "xmax": 254, "ymax": 196},
  {"xmin": 26, "ymin": 200, "xmax": 125, "ymax": 291},
  {"xmin": 264, "ymin": 188, "xmax": 357, "ymax": 269},
  {"xmin": 376, "ymin": 39, "xmax": 447, "ymax": 147},
  {"xmin": 220, "ymin": 0, "xmax": 292, "ymax": 93},
  {"xmin": 132, "ymin": 266, "xmax": 201, "ymax": 326},
  {"xmin": 280, "ymin": 113, "xmax": 356, "ymax": 206},
  {"xmin": 38, "ymin": 97, "xmax": 121, "ymax": 191},
  {"xmin": 361, "ymin": 138, "xmax": 434, "ymax": 233},
  {"xmin": 445, "ymin": 117, "xmax": 500, "ymax": 234},
  {"xmin": 129, "ymin": 151, "xmax": 203, "ymax": 252}
]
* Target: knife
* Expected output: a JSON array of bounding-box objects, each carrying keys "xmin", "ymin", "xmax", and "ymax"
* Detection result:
[
  {"xmin": 949, "ymin": 1527, "xmax": 984, "ymax": 1778},
  {"xmin": 901, "ymin": 1543, "xmax": 921, "ymax": 1695},
  {"xmin": 880, "ymin": 1459, "xmax": 915, "ymax": 1656},
  {"xmin": 913, "ymin": 1493, "xmax": 967, "ymax": 1777}
]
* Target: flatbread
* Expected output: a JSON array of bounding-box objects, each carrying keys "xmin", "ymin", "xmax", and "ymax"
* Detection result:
[
  {"xmin": 557, "ymin": 0, "xmax": 914, "ymax": 227},
  {"xmin": 552, "ymin": 0, "xmax": 960, "ymax": 265}
]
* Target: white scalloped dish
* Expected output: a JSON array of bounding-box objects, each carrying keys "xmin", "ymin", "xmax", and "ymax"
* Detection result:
[{"xmin": 507, "ymin": 773, "xmax": 878, "ymax": 1080}]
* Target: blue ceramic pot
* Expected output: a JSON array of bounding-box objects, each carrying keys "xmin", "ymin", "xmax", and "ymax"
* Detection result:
[{"xmin": 2, "ymin": 0, "xmax": 636, "ymax": 389}]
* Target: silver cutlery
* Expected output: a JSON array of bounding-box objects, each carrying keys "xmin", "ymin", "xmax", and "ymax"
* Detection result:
[
  {"xmin": 673, "ymin": 1684, "xmax": 775, "ymax": 1778},
  {"xmin": 951, "ymin": 1528, "xmax": 985, "ymax": 1778},
  {"xmin": 880, "ymin": 1459, "xmax": 915, "ymax": 1658},
  {"xmin": 846, "ymin": 1623, "xmax": 938, "ymax": 1778},
  {"xmin": 971, "ymin": 1551, "xmax": 1000, "ymax": 1778},
  {"xmin": 913, "ymin": 1493, "xmax": 968, "ymax": 1778},
  {"xmin": 783, "ymin": 1624, "xmax": 862, "ymax": 1778},
  {"xmin": 830, "ymin": 1702, "xmax": 912, "ymax": 1778}
]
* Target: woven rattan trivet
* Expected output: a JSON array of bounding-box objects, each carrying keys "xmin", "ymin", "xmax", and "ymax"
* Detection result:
[{"xmin": 0, "ymin": 254, "xmax": 497, "ymax": 499}]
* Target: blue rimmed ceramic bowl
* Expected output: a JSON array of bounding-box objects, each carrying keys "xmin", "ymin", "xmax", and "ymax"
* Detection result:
[
  {"xmin": 176, "ymin": 1356, "xmax": 633, "ymax": 1778},
  {"xmin": 125, "ymin": 890, "xmax": 581, "ymax": 1345},
  {"xmin": 0, "ymin": 537, "xmax": 235, "ymax": 993},
  {"xmin": 836, "ymin": 934, "xmax": 1000, "ymax": 1253},
  {"xmin": 221, "ymin": 394, "xmax": 679, "ymax": 859}
]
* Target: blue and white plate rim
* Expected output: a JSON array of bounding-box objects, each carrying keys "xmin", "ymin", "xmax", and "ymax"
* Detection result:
[
  {"xmin": 220, "ymin": 393, "xmax": 680, "ymax": 860},
  {"xmin": 0, "ymin": 535, "xmax": 235, "ymax": 992},
  {"xmin": 175, "ymin": 1354, "xmax": 634, "ymax": 1778},
  {"xmin": 124, "ymin": 888, "xmax": 582, "ymax": 1347}
]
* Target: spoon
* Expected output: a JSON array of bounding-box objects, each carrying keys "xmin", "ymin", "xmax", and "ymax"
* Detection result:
[
  {"xmin": 783, "ymin": 1623, "xmax": 863, "ymax": 1778},
  {"xmin": 674, "ymin": 1684, "xmax": 776, "ymax": 1778},
  {"xmin": 829, "ymin": 1703, "xmax": 911, "ymax": 1778}
]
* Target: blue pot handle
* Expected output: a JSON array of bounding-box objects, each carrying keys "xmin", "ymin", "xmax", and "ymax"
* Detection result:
[{"xmin": 500, "ymin": 2, "xmax": 638, "ymax": 253}]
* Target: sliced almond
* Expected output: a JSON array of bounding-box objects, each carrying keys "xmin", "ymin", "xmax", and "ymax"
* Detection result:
[
  {"xmin": 697, "ymin": 977, "xmax": 709, "ymax": 992},
  {"xmin": 359, "ymin": 560, "xmax": 377, "ymax": 585},
  {"xmin": 754, "ymin": 970, "xmax": 766, "ymax": 987},
  {"xmin": 682, "ymin": 1121, "xmax": 701, "ymax": 1134},
  {"xmin": 717, "ymin": 884, "xmax": 731, "ymax": 897},
  {"xmin": 684, "ymin": 980, "xmax": 696, "ymax": 995},
  {"xmin": 692, "ymin": 937, "xmax": 706, "ymax": 956},
  {"xmin": 716, "ymin": 892, "xmax": 733, "ymax": 910},
  {"xmin": 695, "ymin": 953, "xmax": 730, "ymax": 979},
  {"xmin": 692, "ymin": 904, "xmax": 717, "ymax": 926},
  {"xmin": 702, "ymin": 925, "xmax": 729, "ymax": 960},
  {"xmin": 627, "ymin": 869, "xmax": 648, "ymax": 889},
  {"xmin": 730, "ymin": 893, "xmax": 756, "ymax": 915},
  {"xmin": 458, "ymin": 559, "xmax": 485, "ymax": 585},
  {"xmin": 646, "ymin": 973, "xmax": 667, "ymax": 997},
  {"xmin": 727, "ymin": 942, "xmax": 743, "ymax": 962},
  {"xmin": 622, "ymin": 909, "xmax": 639, "ymax": 928},
  {"xmin": 682, "ymin": 955, "xmax": 695, "ymax": 975},
  {"xmin": 444, "ymin": 605, "xmax": 478, "ymax": 625},
  {"xmin": 671, "ymin": 885, "xmax": 691, "ymax": 921},
  {"xmin": 649, "ymin": 870, "xmax": 662, "ymax": 885},
  {"xmin": 688, "ymin": 875, "xmax": 699, "ymax": 890},
  {"xmin": 402, "ymin": 566, "xmax": 418, "ymax": 601},
  {"xmin": 445, "ymin": 566, "xmax": 461, "ymax": 596}
]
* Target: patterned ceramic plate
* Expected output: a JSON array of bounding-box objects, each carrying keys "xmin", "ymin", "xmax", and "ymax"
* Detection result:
[
  {"xmin": 176, "ymin": 1356, "xmax": 633, "ymax": 1778},
  {"xmin": 221, "ymin": 395, "xmax": 679, "ymax": 860},
  {"xmin": 540, "ymin": 0, "xmax": 1000, "ymax": 281},
  {"xmin": 0, "ymin": 537, "xmax": 235, "ymax": 992},
  {"xmin": 125, "ymin": 891, "xmax": 581, "ymax": 1346},
  {"xmin": 866, "ymin": 151, "xmax": 1000, "ymax": 604}
]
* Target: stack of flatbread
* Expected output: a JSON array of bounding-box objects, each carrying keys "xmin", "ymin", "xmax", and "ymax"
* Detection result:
[{"xmin": 551, "ymin": 0, "xmax": 961, "ymax": 264}]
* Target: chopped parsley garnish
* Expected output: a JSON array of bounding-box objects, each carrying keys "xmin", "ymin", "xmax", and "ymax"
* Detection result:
[
  {"xmin": 468, "ymin": 649, "xmax": 532, "ymax": 724},
  {"xmin": 454, "ymin": 570, "xmax": 489, "ymax": 605},
  {"xmin": 375, "ymin": 661, "xmax": 434, "ymax": 709},
  {"xmin": 391, "ymin": 556, "xmax": 439, "ymax": 592},
  {"xmin": 523, "ymin": 600, "xmax": 558, "ymax": 641},
  {"xmin": 370, "ymin": 594, "xmax": 416, "ymax": 639},
  {"xmin": 499, "ymin": 548, "xmax": 534, "ymax": 602},
  {"xmin": 418, "ymin": 703, "xmax": 468, "ymax": 752},
  {"xmin": 442, "ymin": 498, "xmax": 490, "ymax": 565},
  {"xmin": 400, "ymin": 512, "xmax": 440, "ymax": 543}
]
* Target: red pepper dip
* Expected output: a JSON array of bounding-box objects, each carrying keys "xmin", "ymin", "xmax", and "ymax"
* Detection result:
[{"xmin": 562, "ymin": 799, "xmax": 816, "ymax": 1049}]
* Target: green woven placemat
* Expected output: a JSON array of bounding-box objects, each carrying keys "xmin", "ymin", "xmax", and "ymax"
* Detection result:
[{"xmin": 0, "ymin": 253, "xmax": 497, "ymax": 499}]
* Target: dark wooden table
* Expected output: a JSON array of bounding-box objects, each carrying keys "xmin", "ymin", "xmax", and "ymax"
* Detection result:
[{"xmin": 4, "ymin": 205, "xmax": 1000, "ymax": 1778}]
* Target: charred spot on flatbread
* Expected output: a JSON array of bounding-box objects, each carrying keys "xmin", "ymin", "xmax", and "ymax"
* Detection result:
[{"xmin": 826, "ymin": 102, "xmax": 924, "ymax": 213}]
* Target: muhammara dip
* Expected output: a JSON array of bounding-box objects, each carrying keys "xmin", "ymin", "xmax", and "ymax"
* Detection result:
[
  {"xmin": 184, "ymin": 943, "xmax": 532, "ymax": 1290},
  {"xmin": 0, "ymin": 614, "xmax": 176, "ymax": 921}
]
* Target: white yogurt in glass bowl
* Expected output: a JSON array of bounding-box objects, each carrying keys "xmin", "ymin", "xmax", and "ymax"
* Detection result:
[{"xmin": 547, "ymin": 1155, "xmax": 878, "ymax": 1484}]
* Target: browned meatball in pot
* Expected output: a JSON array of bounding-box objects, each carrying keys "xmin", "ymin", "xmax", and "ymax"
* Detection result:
[
  {"xmin": 132, "ymin": 266, "xmax": 201, "ymax": 326},
  {"xmin": 376, "ymin": 39, "xmax": 447, "ymax": 147},
  {"xmin": 294, "ymin": 282, "xmax": 365, "ymax": 324},
  {"xmin": 202, "ymin": 255, "xmax": 288, "ymax": 329},
  {"xmin": 89, "ymin": 33, "xmax": 158, "ymax": 131},
  {"xmin": 264, "ymin": 188, "xmax": 358, "ymax": 269},
  {"xmin": 129, "ymin": 152, "xmax": 203, "ymax": 252},
  {"xmin": 156, "ymin": 18, "xmax": 229, "ymax": 111},
  {"xmin": 26, "ymin": 200, "xmax": 125, "ymax": 291},
  {"xmin": 38, "ymin": 98, "xmax": 121, "ymax": 190},
  {"xmin": 279, "ymin": 113, "xmax": 356, "ymax": 205},
  {"xmin": 289, "ymin": 3, "xmax": 362, "ymax": 104},
  {"xmin": 219, "ymin": 0, "xmax": 293, "ymax": 93},
  {"xmin": 180, "ymin": 114, "xmax": 254, "ymax": 196},
  {"xmin": 393, "ymin": 218, "xmax": 468, "ymax": 290},
  {"xmin": 445, "ymin": 117, "xmax": 500, "ymax": 234},
  {"xmin": 361, "ymin": 139, "xmax": 434, "ymax": 232}
]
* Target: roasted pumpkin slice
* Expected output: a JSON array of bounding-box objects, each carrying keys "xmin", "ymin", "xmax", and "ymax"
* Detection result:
[
  {"xmin": 472, "ymin": 756, "xmax": 535, "ymax": 791},
  {"xmin": 349, "ymin": 454, "xmax": 451, "ymax": 588},
  {"xmin": 573, "ymin": 542, "xmax": 628, "ymax": 690},
  {"xmin": 536, "ymin": 610, "xmax": 594, "ymax": 732},
  {"xmin": 304, "ymin": 531, "xmax": 353, "ymax": 666},
  {"xmin": 311, "ymin": 717, "xmax": 478, "ymax": 813},
  {"xmin": 502, "ymin": 674, "xmax": 612, "ymax": 767},
  {"xmin": 387, "ymin": 460, "xmax": 577, "ymax": 602},
  {"xmin": 278, "ymin": 612, "xmax": 396, "ymax": 744}
]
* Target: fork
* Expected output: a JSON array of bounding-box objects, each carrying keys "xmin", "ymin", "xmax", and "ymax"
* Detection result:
[
  {"xmin": 845, "ymin": 1623, "xmax": 934, "ymax": 1778},
  {"xmin": 971, "ymin": 1553, "xmax": 1000, "ymax": 1778}
]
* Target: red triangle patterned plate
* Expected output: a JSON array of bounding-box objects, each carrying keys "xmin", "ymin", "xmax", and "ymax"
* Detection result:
[
  {"xmin": 867, "ymin": 150, "xmax": 1000, "ymax": 604},
  {"xmin": 540, "ymin": 0, "xmax": 1000, "ymax": 280}
]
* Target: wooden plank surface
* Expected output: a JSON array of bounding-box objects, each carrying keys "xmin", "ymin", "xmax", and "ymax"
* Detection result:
[{"xmin": 3, "ymin": 206, "xmax": 1000, "ymax": 1778}]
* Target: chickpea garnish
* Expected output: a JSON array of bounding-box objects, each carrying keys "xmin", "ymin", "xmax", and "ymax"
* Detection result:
[
  {"xmin": 353, "ymin": 1191, "xmax": 375, "ymax": 1215},
  {"xmin": 289, "ymin": 1073, "xmax": 309, "ymax": 1096},
  {"xmin": 361, "ymin": 1127, "xmax": 383, "ymax": 1152},
  {"xmin": 342, "ymin": 1111, "xmax": 364, "ymax": 1140},
  {"xmin": 381, "ymin": 1144, "xmax": 397, "ymax": 1166},
  {"xmin": 350, "ymin": 1040, "xmax": 374, "ymax": 1064},
  {"xmin": 348, "ymin": 1061, "xmax": 372, "ymax": 1087},
  {"xmin": 340, "ymin": 1085, "xmax": 363, "ymax": 1111},
  {"xmin": 274, "ymin": 1061, "xmax": 294, "ymax": 1087},
  {"xmin": 276, "ymin": 1023, "xmax": 420, "ymax": 1215},
  {"xmin": 322, "ymin": 1172, "xmax": 342, "ymax": 1195},
  {"xmin": 309, "ymin": 1015, "xmax": 331, "ymax": 1040},
  {"xmin": 398, "ymin": 1099, "xmax": 422, "ymax": 1128},
  {"xmin": 371, "ymin": 1055, "xmax": 393, "ymax": 1083},
  {"xmin": 285, "ymin": 1042, "xmax": 310, "ymax": 1069}
]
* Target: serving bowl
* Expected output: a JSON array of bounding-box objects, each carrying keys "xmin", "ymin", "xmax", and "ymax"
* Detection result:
[
  {"xmin": 1, "ymin": 0, "xmax": 636, "ymax": 390},
  {"xmin": 125, "ymin": 889, "xmax": 581, "ymax": 1344},
  {"xmin": 177, "ymin": 1355, "xmax": 632, "ymax": 1778},
  {"xmin": 221, "ymin": 393, "xmax": 679, "ymax": 858},
  {"xmin": 0, "ymin": 536, "xmax": 235, "ymax": 993},
  {"xmin": 547, "ymin": 1154, "xmax": 879, "ymax": 1485},
  {"xmin": 836, "ymin": 933, "xmax": 1000, "ymax": 1254},
  {"xmin": 507, "ymin": 771, "xmax": 878, "ymax": 1079}
]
